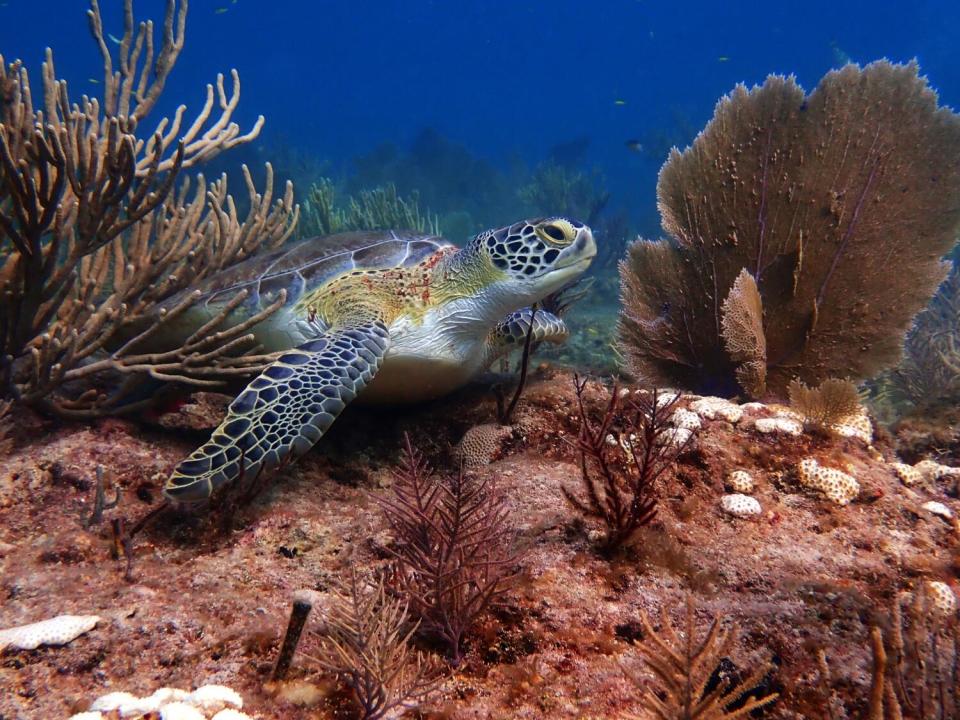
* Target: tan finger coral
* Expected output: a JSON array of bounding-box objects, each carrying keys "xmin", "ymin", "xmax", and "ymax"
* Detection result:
[{"xmin": 797, "ymin": 458, "xmax": 859, "ymax": 506}]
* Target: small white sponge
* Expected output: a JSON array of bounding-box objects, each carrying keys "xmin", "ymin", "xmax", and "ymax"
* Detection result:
[
  {"xmin": 690, "ymin": 397, "xmax": 743, "ymax": 423},
  {"xmin": 754, "ymin": 417, "xmax": 802, "ymax": 436},
  {"xmin": 720, "ymin": 494, "xmax": 762, "ymax": 518},
  {"xmin": 921, "ymin": 501, "xmax": 954, "ymax": 520},
  {"xmin": 160, "ymin": 703, "xmax": 206, "ymax": 720},
  {"xmin": 726, "ymin": 470, "xmax": 754, "ymax": 494},
  {"xmin": 0, "ymin": 614, "xmax": 100, "ymax": 651},
  {"xmin": 84, "ymin": 684, "xmax": 247, "ymax": 720},
  {"xmin": 927, "ymin": 581, "xmax": 957, "ymax": 618},
  {"xmin": 798, "ymin": 458, "xmax": 859, "ymax": 506},
  {"xmin": 892, "ymin": 462, "xmax": 922, "ymax": 486},
  {"xmin": 188, "ymin": 685, "xmax": 244, "ymax": 713},
  {"xmin": 211, "ymin": 711, "xmax": 256, "ymax": 720}
]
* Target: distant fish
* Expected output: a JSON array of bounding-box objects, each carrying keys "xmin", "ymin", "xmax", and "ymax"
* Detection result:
[
  {"xmin": 717, "ymin": 56, "xmax": 730, "ymax": 62},
  {"xmin": 87, "ymin": 78, "xmax": 100, "ymax": 85},
  {"xmin": 614, "ymin": 99, "xmax": 626, "ymax": 106},
  {"xmin": 107, "ymin": 33, "xmax": 122, "ymax": 45},
  {"xmin": 215, "ymin": 6, "xmax": 229, "ymax": 13},
  {"xmin": 830, "ymin": 40, "xmax": 852, "ymax": 67},
  {"xmin": 625, "ymin": 139, "xmax": 644, "ymax": 153}
]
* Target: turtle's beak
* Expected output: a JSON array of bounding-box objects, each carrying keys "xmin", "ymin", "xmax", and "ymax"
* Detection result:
[{"xmin": 554, "ymin": 226, "xmax": 596, "ymax": 271}]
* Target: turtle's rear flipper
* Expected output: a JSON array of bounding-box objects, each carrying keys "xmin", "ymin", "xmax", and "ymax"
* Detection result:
[{"xmin": 164, "ymin": 321, "xmax": 390, "ymax": 503}]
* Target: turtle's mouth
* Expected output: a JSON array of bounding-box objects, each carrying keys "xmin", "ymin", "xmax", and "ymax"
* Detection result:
[{"xmin": 552, "ymin": 228, "xmax": 597, "ymax": 271}]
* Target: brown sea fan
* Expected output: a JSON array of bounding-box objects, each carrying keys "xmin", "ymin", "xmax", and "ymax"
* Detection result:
[
  {"xmin": 619, "ymin": 61, "xmax": 960, "ymax": 398},
  {"xmin": 721, "ymin": 269, "xmax": 767, "ymax": 397}
]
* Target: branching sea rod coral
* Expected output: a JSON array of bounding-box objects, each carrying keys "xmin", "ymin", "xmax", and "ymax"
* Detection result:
[
  {"xmin": 619, "ymin": 61, "xmax": 960, "ymax": 398},
  {"xmin": 0, "ymin": 0, "xmax": 298, "ymax": 416}
]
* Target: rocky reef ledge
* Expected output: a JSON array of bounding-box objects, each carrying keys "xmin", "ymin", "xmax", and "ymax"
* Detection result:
[{"xmin": 0, "ymin": 366, "xmax": 956, "ymax": 718}]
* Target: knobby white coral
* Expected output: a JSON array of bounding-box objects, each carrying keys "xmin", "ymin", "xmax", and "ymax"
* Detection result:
[
  {"xmin": 689, "ymin": 397, "xmax": 743, "ymax": 423},
  {"xmin": 926, "ymin": 581, "xmax": 958, "ymax": 619},
  {"xmin": 0, "ymin": 614, "xmax": 100, "ymax": 651},
  {"xmin": 670, "ymin": 407, "xmax": 702, "ymax": 431},
  {"xmin": 76, "ymin": 684, "xmax": 248, "ymax": 720},
  {"xmin": 891, "ymin": 462, "xmax": 922, "ymax": 486},
  {"xmin": 797, "ymin": 458, "xmax": 860, "ymax": 506},
  {"xmin": 720, "ymin": 493, "xmax": 762, "ymax": 518},
  {"xmin": 832, "ymin": 412, "xmax": 873, "ymax": 444},
  {"xmin": 914, "ymin": 459, "xmax": 960, "ymax": 484},
  {"xmin": 726, "ymin": 470, "xmax": 755, "ymax": 494},
  {"xmin": 754, "ymin": 417, "xmax": 803, "ymax": 436}
]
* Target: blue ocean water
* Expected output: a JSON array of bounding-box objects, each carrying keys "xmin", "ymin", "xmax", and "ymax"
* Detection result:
[{"xmin": 3, "ymin": 0, "xmax": 958, "ymax": 241}]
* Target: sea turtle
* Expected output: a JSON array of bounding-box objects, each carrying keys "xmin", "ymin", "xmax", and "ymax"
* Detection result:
[{"xmin": 163, "ymin": 217, "xmax": 596, "ymax": 502}]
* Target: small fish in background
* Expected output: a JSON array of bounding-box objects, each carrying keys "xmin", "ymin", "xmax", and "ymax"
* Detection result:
[
  {"xmin": 215, "ymin": 7, "xmax": 229, "ymax": 14},
  {"xmin": 614, "ymin": 99, "xmax": 627, "ymax": 106},
  {"xmin": 87, "ymin": 77, "xmax": 100, "ymax": 85},
  {"xmin": 717, "ymin": 56, "xmax": 730, "ymax": 63},
  {"xmin": 830, "ymin": 40, "xmax": 852, "ymax": 67},
  {"xmin": 625, "ymin": 139, "xmax": 644, "ymax": 153},
  {"xmin": 107, "ymin": 33, "xmax": 121, "ymax": 44}
]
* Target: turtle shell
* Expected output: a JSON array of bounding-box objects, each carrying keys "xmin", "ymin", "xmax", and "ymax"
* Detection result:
[{"xmin": 191, "ymin": 230, "xmax": 452, "ymax": 313}]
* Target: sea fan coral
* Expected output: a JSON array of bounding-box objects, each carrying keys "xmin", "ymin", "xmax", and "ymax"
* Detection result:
[
  {"xmin": 619, "ymin": 61, "xmax": 960, "ymax": 398},
  {"xmin": 892, "ymin": 260, "xmax": 960, "ymax": 408},
  {"xmin": 0, "ymin": 0, "xmax": 298, "ymax": 417}
]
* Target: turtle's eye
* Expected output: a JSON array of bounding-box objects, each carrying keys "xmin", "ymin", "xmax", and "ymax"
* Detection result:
[{"xmin": 535, "ymin": 219, "xmax": 576, "ymax": 246}]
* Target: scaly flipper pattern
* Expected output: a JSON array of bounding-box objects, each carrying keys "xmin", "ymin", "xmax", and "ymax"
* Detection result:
[
  {"xmin": 164, "ymin": 321, "xmax": 390, "ymax": 502},
  {"xmin": 489, "ymin": 307, "xmax": 568, "ymax": 350}
]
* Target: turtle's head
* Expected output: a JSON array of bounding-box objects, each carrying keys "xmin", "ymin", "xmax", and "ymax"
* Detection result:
[{"xmin": 472, "ymin": 217, "xmax": 596, "ymax": 302}]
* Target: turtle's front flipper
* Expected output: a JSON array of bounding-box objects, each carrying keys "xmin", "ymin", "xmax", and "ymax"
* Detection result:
[
  {"xmin": 164, "ymin": 321, "xmax": 390, "ymax": 503},
  {"xmin": 484, "ymin": 307, "xmax": 568, "ymax": 366}
]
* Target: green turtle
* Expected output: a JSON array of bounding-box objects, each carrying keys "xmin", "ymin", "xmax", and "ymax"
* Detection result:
[{"xmin": 163, "ymin": 217, "xmax": 596, "ymax": 502}]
